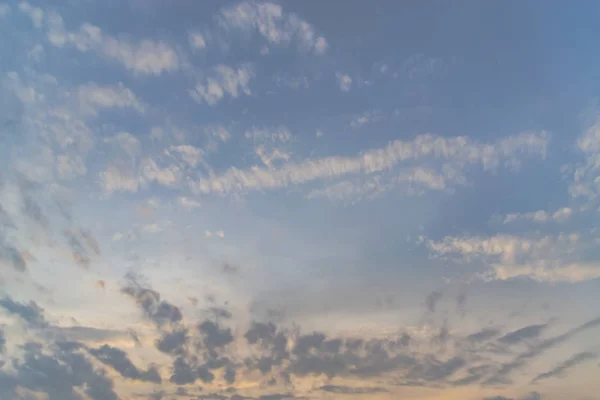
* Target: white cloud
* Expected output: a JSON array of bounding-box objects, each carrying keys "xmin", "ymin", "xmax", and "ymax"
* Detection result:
[
  {"xmin": 75, "ymin": 83, "xmax": 144, "ymax": 117},
  {"xmin": 3, "ymin": 71, "xmax": 44, "ymax": 103},
  {"xmin": 491, "ymin": 263, "xmax": 600, "ymax": 283},
  {"xmin": 56, "ymin": 154, "xmax": 87, "ymax": 180},
  {"xmin": 190, "ymin": 132, "xmax": 548, "ymax": 196},
  {"xmin": 18, "ymin": 1, "xmax": 43, "ymax": 28},
  {"xmin": 207, "ymin": 126, "xmax": 232, "ymax": 142},
  {"xmin": 168, "ymin": 145, "xmax": 204, "ymax": 168},
  {"xmin": 28, "ymin": 43, "xmax": 44, "ymax": 61},
  {"xmin": 204, "ymin": 230, "xmax": 225, "ymax": 238},
  {"xmin": 98, "ymin": 163, "xmax": 141, "ymax": 194},
  {"xmin": 255, "ymin": 146, "xmax": 291, "ymax": 168},
  {"xmin": 314, "ymin": 36, "xmax": 328, "ymax": 54},
  {"xmin": 245, "ymin": 127, "xmax": 293, "ymax": 167},
  {"xmin": 105, "ymin": 132, "xmax": 141, "ymax": 159},
  {"xmin": 140, "ymin": 158, "xmax": 182, "ymax": 187},
  {"xmin": 569, "ymin": 120, "xmax": 600, "ymax": 200},
  {"xmin": 424, "ymin": 232, "xmax": 600, "ymax": 283},
  {"xmin": 99, "ymin": 157, "xmax": 182, "ymax": 194},
  {"xmin": 349, "ymin": 111, "xmax": 381, "ymax": 129},
  {"xmin": 308, "ymin": 176, "xmax": 387, "ymax": 203},
  {"xmin": 336, "ymin": 73, "xmax": 352, "ymax": 92},
  {"xmin": 503, "ymin": 207, "xmax": 573, "ymax": 224},
  {"xmin": 308, "ymin": 167, "xmax": 452, "ymax": 203},
  {"xmin": 220, "ymin": 1, "xmax": 327, "ymax": 55},
  {"xmin": 141, "ymin": 223, "xmax": 162, "ymax": 234},
  {"xmin": 177, "ymin": 197, "xmax": 201, "ymax": 210},
  {"xmin": 245, "ymin": 126, "xmax": 292, "ymax": 143},
  {"xmin": 46, "ymin": 13, "xmax": 180, "ymax": 75},
  {"xmin": 189, "ymin": 32, "xmax": 207, "ymax": 49},
  {"xmin": 396, "ymin": 167, "xmax": 447, "ymax": 191},
  {"xmin": 190, "ymin": 65, "xmax": 254, "ymax": 106}
]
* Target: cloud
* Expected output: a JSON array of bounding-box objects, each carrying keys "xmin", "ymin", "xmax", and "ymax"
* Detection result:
[
  {"xmin": 121, "ymin": 274, "xmax": 183, "ymax": 328},
  {"xmin": 318, "ymin": 385, "xmax": 387, "ymax": 394},
  {"xmin": 189, "ymin": 32, "xmax": 207, "ymax": 49},
  {"xmin": 191, "ymin": 64, "xmax": 254, "ymax": 106},
  {"xmin": 349, "ymin": 110, "xmax": 382, "ymax": 129},
  {"xmin": 498, "ymin": 324, "xmax": 547, "ymax": 345},
  {"xmin": 104, "ymin": 132, "xmax": 142, "ymax": 159},
  {"xmin": 88, "ymin": 344, "xmax": 162, "ymax": 383},
  {"xmin": 502, "ymin": 207, "xmax": 573, "ymax": 224},
  {"xmin": 18, "ymin": 1, "xmax": 43, "ymax": 28},
  {"xmin": 6, "ymin": 340, "xmax": 120, "ymax": 400},
  {"xmin": 46, "ymin": 12, "xmax": 180, "ymax": 75},
  {"xmin": 156, "ymin": 329, "xmax": 188, "ymax": 355},
  {"xmin": 219, "ymin": 1, "xmax": 327, "ymax": 55},
  {"xmin": 245, "ymin": 127, "xmax": 292, "ymax": 168},
  {"xmin": 531, "ymin": 351, "xmax": 596, "ymax": 383},
  {"xmin": 485, "ymin": 316, "xmax": 600, "ymax": 384},
  {"xmin": 568, "ymin": 119, "xmax": 600, "ymax": 200},
  {"xmin": 425, "ymin": 232, "xmax": 600, "ymax": 283},
  {"xmin": 484, "ymin": 394, "xmax": 542, "ymax": 400},
  {"xmin": 168, "ymin": 144, "xmax": 205, "ymax": 167},
  {"xmin": 99, "ymin": 162, "xmax": 141, "ymax": 194},
  {"xmin": 466, "ymin": 328, "xmax": 501, "ymax": 343},
  {"xmin": 425, "ymin": 290, "xmax": 443, "ymax": 313},
  {"xmin": 74, "ymin": 83, "xmax": 144, "ymax": 117},
  {"xmin": 48, "ymin": 326, "xmax": 127, "ymax": 344},
  {"xmin": 177, "ymin": 196, "xmax": 202, "ymax": 210},
  {"xmin": 191, "ymin": 132, "xmax": 547, "ymax": 197},
  {"xmin": 0, "ymin": 296, "xmax": 47, "ymax": 328},
  {"xmin": 336, "ymin": 73, "xmax": 352, "ymax": 92}
]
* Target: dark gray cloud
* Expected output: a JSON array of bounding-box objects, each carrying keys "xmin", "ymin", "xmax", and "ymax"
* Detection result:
[
  {"xmin": 483, "ymin": 393, "xmax": 541, "ymax": 400},
  {"xmin": 485, "ymin": 317, "xmax": 600, "ymax": 385},
  {"xmin": 121, "ymin": 274, "xmax": 182, "ymax": 327},
  {"xmin": 8, "ymin": 341, "xmax": 120, "ymax": 400},
  {"xmin": 222, "ymin": 262, "xmax": 239, "ymax": 275},
  {"xmin": 88, "ymin": 344, "xmax": 162, "ymax": 383},
  {"xmin": 319, "ymin": 384, "xmax": 388, "ymax": 394},
  {"xmin": 156, "ymin": 328, "xmax": 188, "ymax": 355},
  {"xmin": 0, "ymin": 296, "xmax": 47, "ymax": 327},
  {"xmin": 498, "ymin": 323, "xmax": 547, "ymax": 345},
  {"xmin": 49, "ymin": 325, "xmax": 128, "ymax": 343},
  {"xmin": 0, "ymin": 329, "xmax": 5, "ymax": 353},
  {"xmin": 405, "ymin": 356, "xmax": 466, "ymax": 383},
  {"xmin": 425, "ymin": 290, "xmax": 443, "ymax": 313},
  {"xmin": 63, "ymin": 228, "xmax": 101, "ymax": 268},
  {"xmin": 0, "ymin": 242, "xmax": 27, "ymax": 271},
  {"xmin": 466, "ymin": 328, "xmax": 500, "ymax": 343},
  {"xmin": 170, "ymin": 356, "xmax": 197, "ymax": 385},
  {"xmin": 198, "ymin": 320, "xmax": 234, "ymax": 350},
  {"xmin": 531, "ymin": 351, "xmax": 596, "ymax": 383}
]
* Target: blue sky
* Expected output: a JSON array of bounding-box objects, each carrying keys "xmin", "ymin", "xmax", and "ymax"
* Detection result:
[{"xmin": 1, "ymin": 1, "xmax": 600, "ymax": 399}]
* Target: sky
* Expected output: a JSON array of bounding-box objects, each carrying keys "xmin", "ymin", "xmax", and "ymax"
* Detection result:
[{"xmin": 1, "ymin": 0, "xmax": 600, "ymax": 399}]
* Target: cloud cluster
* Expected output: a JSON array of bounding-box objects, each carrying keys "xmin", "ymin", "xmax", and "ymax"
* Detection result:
[
  {"xmin": 191, "ymin": 64, "xmax": 254, "ymax": 106},
  {"xmin": 220, "ymin": 1, "xmax": 328, "ymax": 55}
]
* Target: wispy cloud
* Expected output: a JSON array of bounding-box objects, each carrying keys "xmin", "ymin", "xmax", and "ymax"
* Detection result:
[
  {"xmin": 45, "ymin": 12, "xmax": 181, "ymax": 75},
  {"xmin": 425, "ymin": 232, "xmax": 600, "ymax": 283},
  {"xmin": 190, "ymin": 64, "xmax": 254, "ymax": 105},
  {"xmin": 191, "ymin": 132, "xmax": 547, "ymax": 198}
]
